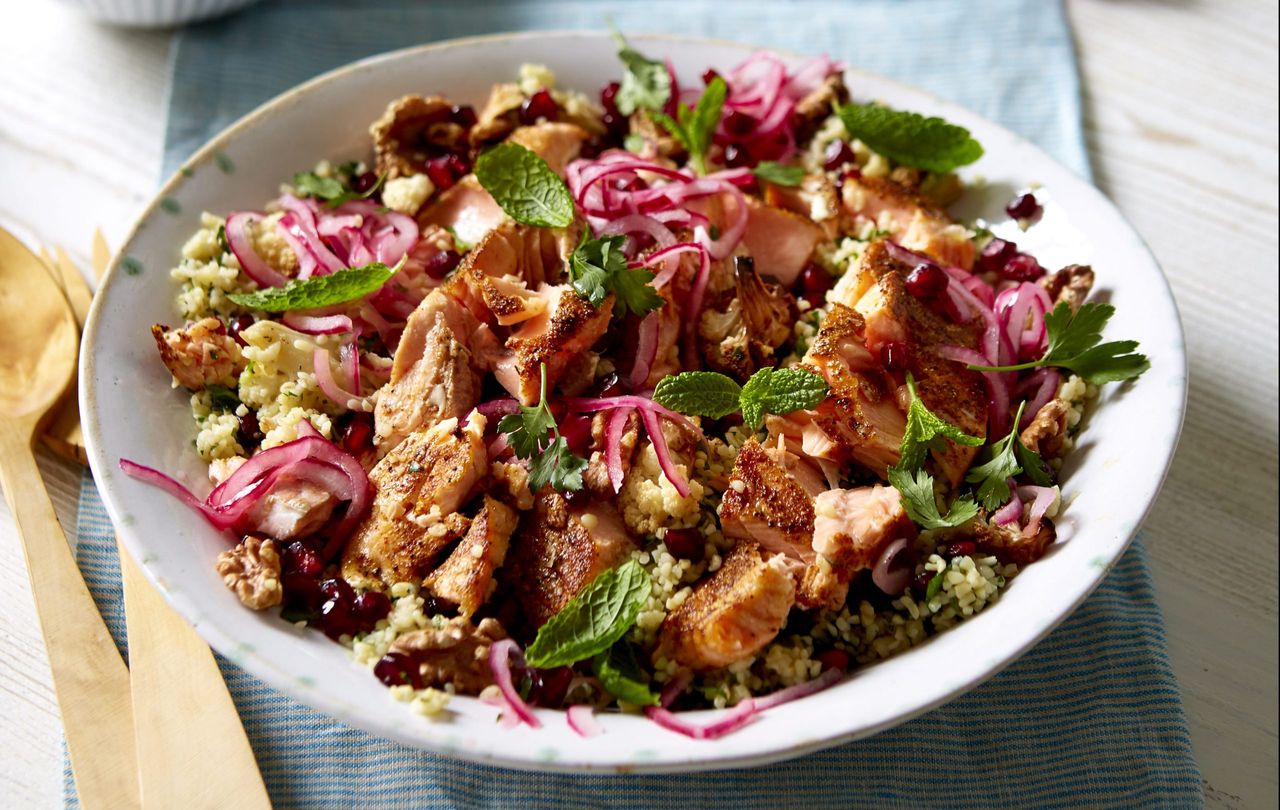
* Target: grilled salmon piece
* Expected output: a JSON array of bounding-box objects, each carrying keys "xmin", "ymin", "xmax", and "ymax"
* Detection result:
[
  {"xmin": 151, "ymin": 318, "xmax": 243, "ymax": 391},
  {"xmin": 800, "ymin": 485, "xmax": 915, "ymax": 609},
  {"xmin": 655, "ymin": 540, "xmax": 796, "ymax": 670},
  {"xmin": 342, "ymin": 413, "xmax": 487, "ymax": 585},
  {"xmin": 719, "ymin": 439, "xmax": 816, "ymax": 567},
  {"xmin": 244, "ymin": 476, "xmax": 336, "ymax": 541},
  {"xmin": 841, "ymin": 175, "xmax": 975, "ymax": 270},
  {"xmin": 493, "ymin": 283, "xmax": 614, "ymax": 405},
  {"xmin": 834, "ymin": 240, "xmax": 987, "ymax": 484},
  {"xmin": 507, "ymin": 491, "xmax": 636, "ymax": 627},
  {"xmin": 800, "ymin": 303, "xmax": 907, "ymax": 475},
  {"xmin": 443, "ymin": 220, "xmax": 577, "ymax": 322},
  {"xmin": 418, "ymin": 176, "xmax": 507, "ymax": 248},
  {"xmin": 374, "ymin": 289, "xmax": 497, "ymax": 452},
  {"xmin": 507, "ymin": 123, "xmax": 591, "ymax": 175},
  {"xmin": 424, "ymin": 495, "xmax": 517, "ymax": 618},
  {"xmin": 739, "ymin": 197, "xmax": 824, "ymax": 285}
]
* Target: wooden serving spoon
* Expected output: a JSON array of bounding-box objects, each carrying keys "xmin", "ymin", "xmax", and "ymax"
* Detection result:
[{"xmin": 0, "ymin": 226, "xmax": 141, "ymax": 810}]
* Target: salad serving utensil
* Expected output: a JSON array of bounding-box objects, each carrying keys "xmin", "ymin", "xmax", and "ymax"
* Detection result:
[{"xmin": 0, "ymin": 225, "xmax": 141, "ymax": 810}]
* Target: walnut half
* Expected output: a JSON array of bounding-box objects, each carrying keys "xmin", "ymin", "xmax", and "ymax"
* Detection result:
[
  {"xmin": 215, "ymin": 536, "xmax": 283, "ymax": 610},
  {"xmin": 388, "ymin": 617, "xmax": 506, "ymax": 694}
]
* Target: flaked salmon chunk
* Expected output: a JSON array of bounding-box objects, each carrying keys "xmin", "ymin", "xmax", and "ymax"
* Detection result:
[
  {"xmin": 719, "ymin": 439, "xmax": 816, "ymax": 567},
  {"xmin": 841, "ymin": 175, "xmax": 975, "ymax": 270},
  {"xmin": 493, "ymin": 283, "xmax": 614, "ymax": 405},
  {"xmin": 424, "ymin": 495, "xmax": 517, "ymax": 618},
  {"xmin": 800, "ymin": 485, "xmax": 915, "ymax": 609},
  {"xmin": 507, "ymin": 491, "xmax": 635, "ymax": 628},
  {"xmin": 342, "ymin": 413, "xmax": 487, "ymax": 586},
  {"xmin": 655, "ymin": 540, "xmax": 796, "ymax": 670}
]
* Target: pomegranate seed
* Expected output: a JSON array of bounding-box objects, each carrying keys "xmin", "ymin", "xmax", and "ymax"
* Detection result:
[
  {"xmin": 236, "ymin": 411, "xmax": 262, "ymax": 446},
  {"xmin": 911, "ymin": 570, "xmax": 935, "ymax": 595},
  {"xmin": 600, "ymin": 82, "xmax": 621, "ymax": 115},
  {"xmin": 798, "ymin": 262, "xmax": 833, "ymax": 303},
  {"xmin": 664, "ymin": 528, "xmax": 704, "ymax": 561},
  {"xmin": 905, "ymin": 262, "xmax": 948, "ymax": 299},
  {"xmin": 352, "ymin": 590, "xmax": 392, "ymax": 625},
  {"xmin": 352, "ymin": 171, "xmax": 378, "ymax": 194},
  {"xmin": 701, "ymin": 68, "xmax": 722, "ymax": 86},
  {"xmin": 420, "ymin": 249, "xmax": 461, "ymax": 280},
  {"xmin": 944, "ymin": 541, "xmax": 977, "ymax": 559},
  {"xmin": 823, "ymin": 139, "xmax": 856, "ymax": 172},
  {"xmin": 283, "ymin": 542, "xmax": 323, "ymax": 577},
  {"xmin": 530, "ymin": 667, "xmax": 574, "ymax": 707},
  {"xmin": 319, "ymin": 598, "xmax": 358, "ymax": 639},
  {"xmin": 519, "ymin": 89, "xmax": 558, "ymax": 125},
  {"xmin": 374, "ymin": 652, "xmax": 423, "ymax": 688},
  {"xmin": 977, "ymin": 237, "xmax": 1018, "ymax": 275},
  {"xmin": 1000, "ymin": 254, "xmax": 1045, "ymax": 281},
  {"xmin": 878, "ymin": 341, "xmax": 910, "ymax": 371},
  {"xmin": 450, "ymin": 104, "xmax": 477, "ymax": 129},
  {"xmin": 320, "ymin": 578, "xmax": 354, "ymax": 604},
  {"xmin": 723, "ymin": 144, "xmax": 751, "ymax": 168},
  {"xmin": 723, "ymin": 111, "xmax": 757, "ymax": 138},
  {"xmin": 227, "ymin": 314, "xmax": 255, "ymax": 347},
  {"xmin": 602, "ymin": 111, "xmax": 627, "ymax": 136},
  {"xmin": 816, "ymin": 649, "xmax": 850, "ymax": 672},
  {"xmin": 594, "ymin": 371, "xmax": 623, "ymax": 398},
  {"xmin": 337, "ymin": 411, "xmax": 375, "ymax": 456},
  {"xmin": 1006, "ymin": 192, "xmax": 1042, "ymax": 221},
  {"xmin": 424, "ymin": 156, "xmax": 458, "ymax": 191},
  {"xmin": 560, "ymin": 414, "xmax": 594, "ymax": 456}
]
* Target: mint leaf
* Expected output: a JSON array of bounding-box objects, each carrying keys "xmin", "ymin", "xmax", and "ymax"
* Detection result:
[
  {"xmin": 569, "ymin": 232, "xmax": 663, "ymax": 316},
  {"xmin": 967, "ymin": 301, "xmax": 1150, "ymax": 385},
  {"xmin": 653, "ymin": 76, "xmax": 727, "ymax": 175},
  {"xmin": 592, "ymin": 644, "xmax": 659, "ymax": 706},
  {"xmin": 897, "ymin": 373, "xmax": 984, "ymax": 472},
  {"xmin": 753, "ymin": 161, "xmax": 805, "ymax": 187},
  {"xmin": 738, "ymin": 367, "xmax": 829, "ymax": 430},
  {"xmin": 293, "ymin": 169, "xmax": 384, "ymax": 208},
  {"xmin": 524, "ymin": 560, "xmax": 651, "ymax": 668},
  {"xmin": 226, "ymin": 259, "xmax": 399, "ymax": 312},
  {"xmin": 474, "ymin": 142, "xmax": 575, "ymax": 228},
  {"xmin": 836, "ymin": 103, "xmax": 983, "ymax": 173},
  {"xmin": 964, "ymin": 400, "xmax": 1054, "ymax": 500},
  {"xmin": 610, "ymin": 28, "xmax": 672, "ymax": 116},
  {"xmin": 888, "ymin": 465, "xmax": 979, "ymax": 530},
  {"xmin": 653, "ymin": 371, "xmax": 743, "ymax": 419},
  {"xmin": 527, "ymin": 435, "xmax": 588, "ymax": 493}
]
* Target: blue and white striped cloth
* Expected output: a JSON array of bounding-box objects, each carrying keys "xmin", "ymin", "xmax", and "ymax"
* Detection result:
[{"xmin": 69, "ymin": 1, "xmax": 1203, "ymax": 806}]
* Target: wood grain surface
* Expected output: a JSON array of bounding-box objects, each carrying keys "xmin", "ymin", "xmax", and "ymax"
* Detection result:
[{"xmin": 0, "ymin": 0, "xmax": 1275, "ymax": 806}]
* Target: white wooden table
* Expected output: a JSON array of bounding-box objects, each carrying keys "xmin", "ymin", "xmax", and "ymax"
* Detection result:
[{"xmin": 1, "ymin": 0, "xmax": 1275, "ymax": 806}]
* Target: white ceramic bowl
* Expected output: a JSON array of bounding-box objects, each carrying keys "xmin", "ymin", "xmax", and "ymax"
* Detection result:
[
  {"xmin": 53, "ymin": 0, "xmax": 260, "ymax": 27},
  {"xmin": 81, "ymin": 32, "xmax": 1187, "ymax": 773}
]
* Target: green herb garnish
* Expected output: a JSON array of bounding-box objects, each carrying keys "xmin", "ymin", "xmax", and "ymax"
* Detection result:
[
  {"xmin": 753, "ymin": 161, "xmax": 805, "ymax": 187},
  {"xmin": 836, "ymin": 103, "xmax": 983, "ymax": 173},
  {"xmin": 474, "ymin": 142, "xmax": 575, "ymax": 228},
  {"xmin": 967, "ymin": 301, "xmax": 1150, "ymax": 384},
  {"xmin": 964, "ymin": 401, "xmax": 1053, "ymax": 510},
  {"xmin": 205, "ymin": 384, "xmax": 240, "ymax": 412},
  {"xmin": 623, "ymin": 133, "xmax": 647, "ymax": 154},
  {"xmin": 569, "ymin": 232, "xmax": 664, "ymax": 317},
  {"xmin": 292, "ymin": 169, "xmax": 384, "ymax": 208},
  {"xmin": 888, "ymin": 465, "xmax": 979, "ymax": 530},
  {"xmin": 925, "ymin": 571, "xmax": 945, "ymax": 602},
  {"xmin": 653, "ymin": 76, "xmax": 727, "ymax": 175},
  {"xmin": 226, "ymin": 258, "xmax": 401, "ymax": 312},
  {"xmin": 653, "ymin": 366, "xmax": 829, "ymax": 429},
  {"xmin": 524, "ymin": 560, "xmax": 651, "ymax": 669},
  {"xmin": 610, "ymin": 27, "xmax": 672, "ymax": 116},
  {"xmin": 592, "ymin": 644, "xmax": 660, "ymax": 706},
  {"xmin": 497, "ymin": 364, "xmax": 588, "ymax": 493},
  {"xmin": 897, "ymin": 373, "xmax": 984, "ymax": 472}
]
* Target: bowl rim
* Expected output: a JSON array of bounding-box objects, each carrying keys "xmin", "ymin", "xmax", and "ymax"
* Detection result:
[{"xmin": 80, "ymin": 29, "xmax": 1188, "ymax": 773}]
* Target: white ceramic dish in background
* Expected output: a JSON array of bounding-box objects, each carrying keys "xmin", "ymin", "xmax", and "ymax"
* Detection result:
[
  {"xmin": 52, "ymin": 0, "xmax": 260, "ymax": 27},
  {"xmin": 80, "ymin": 31, "xmax": 1187, "ymax": 773}
]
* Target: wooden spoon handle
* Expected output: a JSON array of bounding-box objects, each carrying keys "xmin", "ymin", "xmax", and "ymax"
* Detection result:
[
  {"xmin": 0, "ymin": 423, "xmax": 140, "ymax": 810},
  {"xmin": 118, "ymin": 544, "xmax": 273, "ymax": 809}
]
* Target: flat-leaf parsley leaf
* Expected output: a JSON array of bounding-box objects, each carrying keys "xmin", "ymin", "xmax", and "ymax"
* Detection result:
[
  {"xmin": 888, "ymin": 465, "xmax": 980, "ymax": 530},
  {"xmin": 569, "ymin": 232, "xmax": 664, "ymax": 316},
  {"xmin": 497, "ymin": 364, "xmax": 588, "ymax": 493},
  {"xmin": 610, "ymin": 27, "xmax": 672, "ymax": 116}
]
